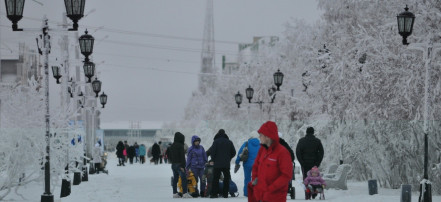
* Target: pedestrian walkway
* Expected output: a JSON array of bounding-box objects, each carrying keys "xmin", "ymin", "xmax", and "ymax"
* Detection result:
[{"xmin": 3, "ymin": 154, "xmax": 440, "ymax": 201}]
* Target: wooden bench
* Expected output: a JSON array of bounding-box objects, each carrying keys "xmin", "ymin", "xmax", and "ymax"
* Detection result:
[{"xmin": 323, "ymin": 164, "xmax": 352, "ymax": 190}]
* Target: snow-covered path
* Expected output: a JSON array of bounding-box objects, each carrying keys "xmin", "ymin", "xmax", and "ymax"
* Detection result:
[{"xmin": 3, "ymin": 154, "xmax": 441, "ymax": 201}]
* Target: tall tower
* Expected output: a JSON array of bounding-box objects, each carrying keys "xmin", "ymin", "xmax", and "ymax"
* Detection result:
[{"xmin": 199, "ymin": 0, "xmax": 216, "ymax": 94}]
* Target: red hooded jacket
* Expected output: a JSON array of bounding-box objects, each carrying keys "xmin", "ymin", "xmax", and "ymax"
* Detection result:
[{"xmin": 251, "ymin": 121, "xmax": 293, "ymax": 202}]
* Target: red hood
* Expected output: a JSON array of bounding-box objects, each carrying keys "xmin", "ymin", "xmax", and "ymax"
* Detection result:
[{"xmin": 258, "ymin": 121, "xmax": 279, "ymax": 143}]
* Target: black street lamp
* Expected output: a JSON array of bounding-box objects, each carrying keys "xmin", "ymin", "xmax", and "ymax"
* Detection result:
[
  {"xmin": 396, "ymin": 6, "xmax": 432, "ymax": 202},
  {"xmin": 67, "ymin": 86, "xmax": 73, "ymax": 98},
  {"xmin": 79, "ymin": 30, "xmax": 94, "ymax": 62},
  {"xmin": 4, "ymin": 0, "xmax": 25, "ymax": 31},
  {"xmin": 64, "ymin": 0, "xmax": 85, "ymax": 31},
  {"xmin": 273, "ymin": 69, "xmax": 284, "ymax": 91},
  {"xmin": 51, "ymin": 66, "xmax": 61, "ymax": 84},
  {"xmin": 78, "ymin": 91, "xmax": 85, "ymax": 108},
  {"xmin": 237, "ymin": 85, "xmax": 277, "ymax": 108},
  {"xmin": 83, "ymin": 62, "xmax": 95, "ymax": 83},
  {"xmin": 92, "ymin": 78, "xmax": 102, "ymax": 97},
  {"xmin": 268, "ymin": 86, "xmax": 276, "ymax": 103},
  {"xmin": 4, "ymin": 1, "xmax": 87, "ymax": 201},
  {"xmin": 235, "ymin": 91, "xmax": 242, "ymax": 108},
  {"xmin": 246, "ymin": 85, "xmax": 254, "ymax": 103},
  {"xmin": 99, "ymin": 92, "xmax": 107, "ymax": 108},
  {"xmin": 397, "ymin": 5, "xmax": 415, "ymax": 45}
]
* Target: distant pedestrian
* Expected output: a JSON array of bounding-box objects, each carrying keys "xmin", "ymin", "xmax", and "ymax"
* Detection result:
[
  {"xmin": 169, "ymin": 132, "xmax": 192, "ymax": 198},
  {"xmin": 208, "ymin": 129, "xmax": 236, "ymax": 198},
  {"xmin": 116, "ymin": 141, "xmax": 125, "ymax": 166},
  {"xmin": 248, "ymin": 121, "xmax": 293, "ymax": 202},
  {"xmin": 134, "ymin": 142, "xmax": 140, "ymax": 163},
  {"xmin": 164, "ymin": 143, "xmax": 171, "ymax": 164},
  {"xmin": 152, "ymin": 142, "xmax": 161, "ymax": 165},
  {"xmin": 234, "ymin": 131, "xmax": 260, "ymax": 197},
  {"xmin": 93, "ymin": 141, "xmax": 108, "ymax": 174},
  {"xmin": 139, "ymin": 144, "xmax": 146, "ymax": 164},
  {"xmin": 127, "ymin": 145, "xmax": 136, "ymax": 164},
  {"xmin": 158, "ymin": 141, "xmax": 164, "ymax": 164},
  {"xmin": 186, "ymin": 135, "xmax": 208, "ymax": 197},
  {"xmin": 296, "ymin": 127, "xmax": 324, "ymax": 180},
  {"xmin": 124, "ymin": 141, "xmax": 129, "ymax": 163}
]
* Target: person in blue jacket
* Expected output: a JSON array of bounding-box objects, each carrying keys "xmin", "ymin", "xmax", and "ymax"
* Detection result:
[{"xmin": 234, "ymin": 131, "xmax": 260, "ymax": 197}]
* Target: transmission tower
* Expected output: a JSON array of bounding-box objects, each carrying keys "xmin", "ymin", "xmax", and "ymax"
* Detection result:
[
  {"xmin": 128, "ymin": 121, "xmax": 141, "ymax": 144},
  {"xmin": 199, "ymin": 0, "xmax": 216, "ymax": 94}
]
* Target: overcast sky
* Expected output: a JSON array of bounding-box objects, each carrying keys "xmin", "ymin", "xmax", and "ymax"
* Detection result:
[{"xmin": 1, "ymin": 0, "xmax": 321, "ymax": 125}]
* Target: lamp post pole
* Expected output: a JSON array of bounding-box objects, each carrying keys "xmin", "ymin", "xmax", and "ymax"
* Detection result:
[
  {"xmin": 40, "ymin": 17, "xmax": 53, "ymax": 202},
  {"xmin": 396, "ymin": 6, "xmax": 437, "ymax": 201}
]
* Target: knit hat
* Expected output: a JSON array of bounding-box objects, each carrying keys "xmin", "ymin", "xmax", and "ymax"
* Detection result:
[
  {"xmin": 249, "ymin": 131, "xmax": 259, "ymax": 138},
  {"xmin": 257, "ymin": 121, "xmax": 279, "ymax": 142},
  {"xmin": 306, "ymin": 127, "xmax": 314, "ymax": 135},
  {"xmin": 310, "ymin": 166, "xmax": 319, "ymax": 174}
]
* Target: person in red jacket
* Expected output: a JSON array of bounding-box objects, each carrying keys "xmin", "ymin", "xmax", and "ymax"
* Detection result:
[{"xmin": 248, "ymin": 121, "xmax": 293, "ymax": 202}]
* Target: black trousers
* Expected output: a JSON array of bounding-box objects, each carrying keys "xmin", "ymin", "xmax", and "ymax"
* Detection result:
[
  {"xmin": 301, "ymin": 164, "xmax": 315, "ymax": 180},
  {"xmin": 211, "ymin": 167, "xmax": 230, "ymax": 197},
  {"xmin": 94, "ymin": 163, "xmax": 102, "ymax": 173}
]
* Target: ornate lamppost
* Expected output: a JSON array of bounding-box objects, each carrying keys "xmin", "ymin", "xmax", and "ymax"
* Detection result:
[
  {"xmin": 236, "ymin": 69, "xmax": 283, "ymax": 108},
  {"xmin": 3, "ymin": 0, "xmax": 86, "ymax": 201},
  {"xmin": 397, "ymin": 5, "xmax": 435, "ymax": 202}
]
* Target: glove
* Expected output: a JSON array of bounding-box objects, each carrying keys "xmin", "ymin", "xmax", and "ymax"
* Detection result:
[{"xmin": 234, "ymin": 164, "xmax": 240, "ymax": 173}]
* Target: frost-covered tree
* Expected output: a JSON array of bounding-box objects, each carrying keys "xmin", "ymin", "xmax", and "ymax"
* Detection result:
[
  {"xmin": 0, "ymin": 78, "xmax": 86, "ymax": 200},
  {"xmin": 166, "ymin": 0, "xmax": 441, "ymax": 194}
]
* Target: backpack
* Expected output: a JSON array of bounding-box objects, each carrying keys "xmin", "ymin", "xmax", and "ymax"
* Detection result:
[{"xmin": 239, "ymin": 141, "xmax": 249, "ymax": 162}]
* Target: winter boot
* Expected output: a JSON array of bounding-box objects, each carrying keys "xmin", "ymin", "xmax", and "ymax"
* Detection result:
[
  {"xmin": 182, "ymin": 193, "xmax": 192, "ymax": 198},
  {"xmin": 172, "ymin": 193, "xmax": 181, "ymax": 198}
]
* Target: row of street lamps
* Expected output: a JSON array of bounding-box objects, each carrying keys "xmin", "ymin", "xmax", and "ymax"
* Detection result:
[
  {"xmin": 4, "ymin": 0, "xmax": 107, "ymax": 201},
  {"xmin": 235, "ymin": 69, "xmax": 284, "ymax": 108}
]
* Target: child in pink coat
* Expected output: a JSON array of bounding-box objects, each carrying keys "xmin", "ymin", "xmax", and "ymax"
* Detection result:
[{"xmin": 303, "ymin": 166, "xmax": 326, "ymax": 199}]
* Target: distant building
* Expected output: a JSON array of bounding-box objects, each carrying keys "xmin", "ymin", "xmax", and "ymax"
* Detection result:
[
  {"xmin": 0, "ymin": 43, "xmax": 41, "ymax": 128},
  {"xmin": 222, "ymin": 36, "xmax": 279, "ymax": 75},
  {"xmin": 101, "ymin": 121, "xmax": 163, "ymax": 151},
  {"xmin": 1, "ymin": 43, "xmax": 40, "ymax": 84}
]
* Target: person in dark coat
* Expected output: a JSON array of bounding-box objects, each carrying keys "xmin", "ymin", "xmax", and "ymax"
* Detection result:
[
  {"xmin": 124, "ymin": 141, "xmax": 129, "ymax": 163},
  {"xmin": 134, "ymin": 142, "xmax": 140, "ymax": 163},
  {"xmin": 152, "ymin": 142, "xmax": 161, "ymax": 165},
  {"xmin": 127, "ymin": 145, "xmax": 136, "ymax": 164},
  {"xmin": 296, "ymin": 127, "xmax": 324, "ymax": 180},
  {"xmin": 116, "ymin": 141, "xmax": 125, "ymax": 166},
  {"xmin": 169, "ymin": 132, "xmax": 191, "ymax": 198},
  {"xmin": 208, "ymin": 129, "xmax": 236, "ymax": 198},
  {"xmin": 279, "ymin": 132, "xmax": 295, "ymax": 162}
]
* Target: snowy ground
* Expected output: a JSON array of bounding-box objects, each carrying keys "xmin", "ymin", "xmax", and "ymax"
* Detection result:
[{"xmin": 3, "ymin": 154, "xmax": 440, "ymax": 202}]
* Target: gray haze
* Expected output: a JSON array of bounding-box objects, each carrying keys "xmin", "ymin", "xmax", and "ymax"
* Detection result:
[{"xmin": 1, "ymin": 0, "xmax": 321, "ymax": 123}]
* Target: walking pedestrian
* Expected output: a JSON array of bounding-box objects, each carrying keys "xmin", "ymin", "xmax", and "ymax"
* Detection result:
[
  {"xmin": 116, "ymin": 141, "xmax": 125, "ymax": 166},
  {"xmin": 139, "ymin": 144, "xmax": 146, "ymax": 164},
  {"xmin": 234, "ymin": 131, "xmax": 260, "ymax": 197},
  {"xmin": 169, "ymin": 132, "xmax": 192, "ymax": 198},
  {"xmin": 208, "ymin": 129, "xmax": 236, "ymax": 198},
  {"xmin": 152, "ymin": 142, "xmax": 160, "ymax": 165},
  {"xmin": 247, "ymin": 121, "xmax": 293, "ymax": 202},
  {"xmin": 295, "ymin": 127, "xmax": 324, "ymax": 180},
  {"xmin": 186, "ymin": 135, "xmax": 208, "ymax": 197}
]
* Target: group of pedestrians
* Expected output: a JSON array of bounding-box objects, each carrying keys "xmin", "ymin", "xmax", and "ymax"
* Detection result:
[
  {"xmin": 150, "ymin": 141, "xmax": 169, "ymax": 164},
  {"xmin": 167, "ymin": 121, "xmax": 324, "ymax": 202},
  {"xmin": 168, "ymin": 129, "xmax": 237, "ymax": 198},
  {"xmin": 115, "ymin": 141, "xmax": 149, "ymax": 166}
]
